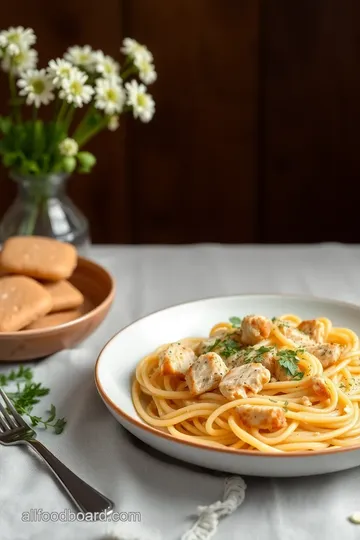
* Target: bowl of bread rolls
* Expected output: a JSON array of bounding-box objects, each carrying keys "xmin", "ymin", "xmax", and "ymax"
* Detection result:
[{"xmin": 0, "ymin": 236, "xmax": 115, "ymax": 361}]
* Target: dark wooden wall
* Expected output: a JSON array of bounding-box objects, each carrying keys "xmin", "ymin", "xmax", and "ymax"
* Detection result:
[{"xmin": 1, "ymin": 0, "xmax": 360, "ymax": 244}]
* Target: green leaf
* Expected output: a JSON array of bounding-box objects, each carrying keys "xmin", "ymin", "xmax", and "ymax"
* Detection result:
[
  {"xmin": 46, "ymin": 404, "xmax": 57, "ymax": 423},
  {"xmin": 53, "ymin": 418, "xmax": 67, "ymax": 434},
  {"xmin": 0, "ymin": 116, "xmax": 12, "ymax": 134},
  {"xmin": 277, "ymin": 349, "xmax": 304, "ymax": 379},
  {"xmin": 2, "ymin": 151, "xmax": 23, "ymax": 168},
  {"xmin": 229, "ymin": 316, "xmax": 242, "ymax": 328},
  {"xmin": 25, "ymin": 160, "xmax": 41, "ymax": 175}
]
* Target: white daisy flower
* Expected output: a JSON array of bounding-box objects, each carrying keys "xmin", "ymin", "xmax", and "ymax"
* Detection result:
[
  {"xmin": 59, "ymin": 137, "xmax": 79, "ymax": 157},
  {"xmin": 59, "ymin": 69, "xmax": 94, "ymax": 107},
  {"xmin": 7, "ymin": 43, "xmax": 20, "ymax": 57},
  {"xmin": 121, "ymin": 37, "xmax": 153, "ymax": 63},
  {"xmin": 107, "ymin": 115, "xmax": 120, "ymax": 131},
  {"xmin": 1, "ymin": 47, "xmax": 37, "ymax": 74},
  {"xmin": 94, "ymin": 51, "xmax": 120, "ymax": 80},
  {"xmin": 1, "ymin": 26, "xmax": 36, "ymax": 49},
  {"xmin": 64, "ymin": 45, "xmax": 96, "ymax": 71},
  {"xmin": 125, "ymin": 80, "xmax": 155, "ymax": 123},
  {"xmin": 0, "ymin": 34, "xmax": 7, "ymax": 48},
  {"xmin": 17, "ymin": 69, "xmax": 55, "ymax": 108},
  {"xmin": 95, "ymin": 77, "xmax": 125, "ymax": 115},
  {"xmin": 48, "ymin": 58, "xmax": 78, "ymax": 87},
  {"xmin": 134, "ymin": 56, "xmax": 157, "ymax": 85}
]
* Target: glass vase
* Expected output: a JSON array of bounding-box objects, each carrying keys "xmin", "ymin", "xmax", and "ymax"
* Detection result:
[{"xmin": 0, "ymin": 172, "xmax": 90, "ymax": 255}]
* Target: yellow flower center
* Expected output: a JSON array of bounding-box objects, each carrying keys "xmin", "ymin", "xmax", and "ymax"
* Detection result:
[
  {"xmin": 70, "ymin": 81, "xmax": 83, "ymax": 95},
  {"xmin": 7, "ymin": 32, "xmax": 20, "ymax": 44},
  {"xmin": 136, "ymin": 94, "xmax": 146, "ymax": 107},
  {"xmin": 32, "ymin": 79, "xmax": 45, "ymax": 94},
  {"xmin": 79, "ymin": 53, "xmax": 90, "ymax": 63},
  {"xmin": 14, "ymin": 51, "xmax": 25, "ymax": 65},
  {"xmin": 106, "ymin": 89, "xmax": 117, "ymax": 102},
  {"xmin": 60, "ymin": 67, "xmax": 71, "ymax": 77}
]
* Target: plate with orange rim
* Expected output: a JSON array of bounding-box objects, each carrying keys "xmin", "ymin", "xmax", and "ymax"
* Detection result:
[{"xmin": 95, "ymin": 294, "xmax": 360, "ymax": 477}]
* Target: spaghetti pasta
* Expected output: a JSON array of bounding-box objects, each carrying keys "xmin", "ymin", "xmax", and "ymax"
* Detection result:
[{"xmin": 132, "ymin": 314, "xmax": 360, "ymax": 453}]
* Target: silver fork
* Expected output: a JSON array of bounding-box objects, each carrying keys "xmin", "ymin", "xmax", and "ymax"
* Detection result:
[{"xmin": 0, "ymin": 388, "xmax": 114, "ymax": 517}]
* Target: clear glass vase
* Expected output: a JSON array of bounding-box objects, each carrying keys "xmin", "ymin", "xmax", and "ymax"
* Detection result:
[{"xmin": 0, "ymin": 172, "xmax": 90, "ymax": 255}]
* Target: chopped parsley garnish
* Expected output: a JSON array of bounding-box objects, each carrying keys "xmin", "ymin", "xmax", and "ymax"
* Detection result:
[
  {"xmin": 243, "ymin": 345, "xmax": 274, "ymax": 364},
  {"xmin": 283, "ymin": 400, "xmax": 289, "ymax": 412},
  {"xmin": 268, "ymin": 398, "xmax": 278, "ymax": 403},
  {"xmin": 229, "ymin": 316, "xmax": 242, "ymax": 328},
  {"xmin": 277, "ymin": 349, "xmax": 304, "ymax": 380},
  {"xmin": 206, "ymin": 338, "xmax": 221, "ymax": 352},
  {"xmin": 219, "ymin": 338, "xmax": 242, "ymax": 358}
]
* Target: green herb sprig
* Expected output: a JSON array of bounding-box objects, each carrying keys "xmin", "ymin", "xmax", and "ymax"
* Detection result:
[
  {"xmin": 277, "ymin": 349, "xmax": 304, "ymax": 380},
  {"xmin": 218, "ymin": 338, "xmax": 242, "ymax": 358},
  {"xmin": 0, "ymin": 367, "xmax": 66, "ymax": 434},
  {"xmin": 243, "ymin": 345, "xmax": 275, "ymax": 364},
  {"xmin": 229, "ymin": 316, "xmax": 242, "ymax": 328}
]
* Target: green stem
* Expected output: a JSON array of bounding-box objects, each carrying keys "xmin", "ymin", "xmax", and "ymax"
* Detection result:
[
  {"xmin": 19, "ymin": 203, "xmax": 40, "ymax": 236},
  {"xmin": 72, "ymin": 103, "xmax": 95, "ymax": 140},
  {"xmin": 9, "ymin": 70, "xmax": 20, "ymax": 123},
  {"xmin": 76, "ymin": 118, "xmax": 108, "ymax": 147},
  {"xmin": 64, "ymin": 105, "xmax": 75, "ymax": 132},
  {"xmin": 56, "ymin": 101, "xmax": 69, "ymax": 125},
  {"xmin": 32, "ymin": 107, "xmax": 38, "ymax": 157},
  {"xmin": 54, "ymin": 95, "xmax": 62, "ymax": 114},
  {"xmin": 18, "ymin": 183, "xmax": 47, "ymax": 236},
  {"xmin": 122, "ymin": 55, "xmax": 132, "ymax": 69},
  {"xmin": 120, "ymin": 65, "xmax": 137, "ymax": 80}
]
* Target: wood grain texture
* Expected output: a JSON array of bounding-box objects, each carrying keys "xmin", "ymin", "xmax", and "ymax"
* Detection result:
[
  {"xmin": 0, "ymin": 0, "xmax": 130, "ymax": 243},
  {"xmin": 123, "ymin": 0, "xmax": 259, "ymax": 243},
  {"xmin": 1, "ymin": 2, "xmax": 360, "ymax": 243},
  {"xmin": 262, "ymin": 0, "xmax": 360, "ymax": 243}
]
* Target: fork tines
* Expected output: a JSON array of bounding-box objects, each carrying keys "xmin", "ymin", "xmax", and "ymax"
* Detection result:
[{"xmin": 0, "ymin": 387, "xmax": 27, "ymax": 432}]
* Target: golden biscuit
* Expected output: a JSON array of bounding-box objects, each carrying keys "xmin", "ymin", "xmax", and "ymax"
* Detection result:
[
  {"xmin": 25, "ymin": 309, "xmax": 83, "ymax": 330},
  {"xmin": 0, "ymin": 276, "xmax": 52, "ymax": 332},
  {"xmin": 0, "ymin": 236, "xmax": 77, "ymax": 281},
  {"xmin": 44, "ymin": 280, "xmax": 84, "ymax": 313}
]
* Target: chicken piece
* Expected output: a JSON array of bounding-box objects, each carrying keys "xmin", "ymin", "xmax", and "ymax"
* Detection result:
[
  {"xmin": 237, "ymin": 405, "xmax": 287, "ymax": 432},
  {"xmin": 281, "ymin": 325, "xmax": 313, "ymax": 346},
  {"xmin": 306, "ymin": 343, "xmax": 341, "ymax": 368},
  {"xmin": 219, "ymin": 363, "xmax": 270, "ymax": 400},
  {"xmin": 195, "ymin": 330, "xmax": 228, "ymax": 356},
  {"xmin": 159, "ymin": 343, "xmax": 196, "ymax": 377},
  {"xmin": 237, "ymin": 315, "xmax": 272, "ymax": 346},
  {"xmin": 226, "ymin": 347, "xmax": 276, "ymax": 375},
  {"xmin": 185, "ymin": 352, "xmax": 228, "ymax": 395},
  {"xmin": 311, "ymin": 376, "xmax": 331, "ymax": 400},
  {"xmin": 298, "ymin": 320, "xmax": 325, "ymax": 343}
]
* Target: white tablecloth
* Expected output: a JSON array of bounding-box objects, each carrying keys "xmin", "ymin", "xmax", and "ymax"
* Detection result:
[{"xmin": 1, "ymin": 243, "xmax": 360, "ymax": 540}]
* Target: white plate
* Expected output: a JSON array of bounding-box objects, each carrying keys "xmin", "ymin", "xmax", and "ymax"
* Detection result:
[{"xmin": 95, "ymin": 294, "xmax": 360, "ymax": 477}]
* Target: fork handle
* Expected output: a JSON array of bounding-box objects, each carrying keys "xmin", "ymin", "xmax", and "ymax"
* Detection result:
[{"xmin": 26, "ymin": 439, "xmax": 114, "ymax": 516}]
